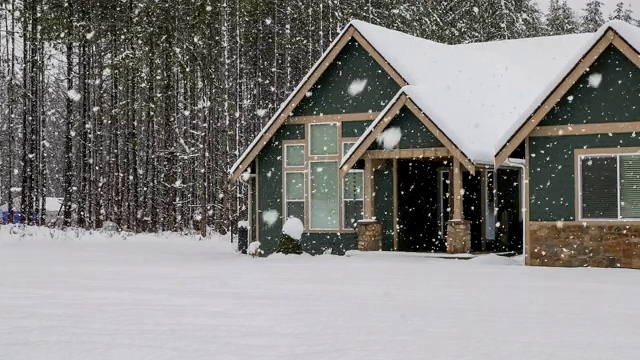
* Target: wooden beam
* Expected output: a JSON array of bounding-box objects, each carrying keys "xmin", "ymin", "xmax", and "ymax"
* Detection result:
[
  {"xmin": 352, "ymin": 29, "xmax": 408, "ymax": 87},
  {"xmin": 612, "ymin": 36, "xmax": 640, "ymax": 68},
  {"xmin": 230, "ymin": 27, "xmax": 356, "ymax": 182},
  {"xmin": 404, "ymin": 99, "xmax": 476, "ymax": 174},
  {"xmin": 530, "ymin": 121, "xmax": 640, "ymax": 137},
  {"xmin": 285, "ymin": 112, "xmax": 380, "ymax": 124},
  {"xmin": 363, "ymin": 157, "xmax": 374, "ymax": 219},
  {"xmin": 340, "ymin": 95, "xmax": 407, "ymax": 178},
  {"xmin": 366, "ymin": 147, "xmax": 450, "ymax": 159},
  {"xmin": 495, "ymin": 30, "xmax": 617, "ymax": 168},
  {"xmin": 452, "ymin": 158, "xmax": 463, "ymax": 220},
  {"xmin": 340, "ymin": 94, "xmax": 476, "ymax": 177}
]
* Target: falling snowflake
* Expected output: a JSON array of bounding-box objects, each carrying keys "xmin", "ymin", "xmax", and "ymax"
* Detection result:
[
  {"xmin": 376, "ymin": 127, "xmax": 402, "ymax": 150},
  {"xmin": 262, "ymin": 209, "xmax": 279, "ymax": 227},
  {"xmin": 347, "ymin": 79, "xmax": 368, "ymax": 97},
  {"xmin": 67, "ymin": 89, "xmax": 81, "ymax": 102},
  {"xmin": 86, "ymin": 31, "xmax": 95, "ymax": 40},
  {"xmin": 587, "ymin": 73, "xmax": 603, "ymax": 88},
  {"xmin": 257, "ymin": 109, "xmax": 268, "ymax": 117}
]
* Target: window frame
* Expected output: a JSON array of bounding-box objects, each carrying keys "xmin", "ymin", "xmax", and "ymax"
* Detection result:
[
  {"xmin": 577, "ymin": 149, "xmax": 640, "ymax": 221},
  {"xmin": 308, "ymin": 122, "xmax": 339, "ymax": 157},
  {"xmin": 308, "ymin": 160, "xmax": 340, "ymax": 230},
  {"xmin": 284, "ymin": 144, "xmax": 305, "ymax": 167},
  {"xmin": 342, "ymin": 169, "xmax": 364, "ymax": 230},
  {"xmin": 284, "ymin": 171, "xmax": 306, "ymax": 221}
]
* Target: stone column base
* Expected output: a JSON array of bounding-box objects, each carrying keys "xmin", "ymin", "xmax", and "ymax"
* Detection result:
[
  {"xmin": 447, "ymin": 220, "xmax": 471, "ymax": 254},
  {"xmin": 357, "ymin": 220, "xmax": 382, "ymax": 251}
]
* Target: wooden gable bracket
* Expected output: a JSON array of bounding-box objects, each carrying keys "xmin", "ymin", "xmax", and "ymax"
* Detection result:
[
  {"xmin": 339, "ymin": 93, "xmax": 476, "ymax": 178},
  {"xmin": 230, "ymin": 25, "xmax": 408, "ymax": 182},
  {"xmin": 495, "ymin": 29, "xmax": 640, "ymax": 167}
]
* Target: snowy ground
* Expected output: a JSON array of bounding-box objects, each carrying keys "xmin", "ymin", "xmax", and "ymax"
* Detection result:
[{"xmin": 2, "ymin": 226, "xmax": 640, "ymax": 360}]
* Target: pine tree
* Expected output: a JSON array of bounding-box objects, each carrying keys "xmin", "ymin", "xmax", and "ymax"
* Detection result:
[
  {"xmin": 610, "ymin": 2, "xmax": 636, "ymax": 24},
  {"xmin": 546, "ymin": 0, "xmax": 579, "ymax": 35},
  {"xmin": 581, "ymin": 0, "xmax": 605, "ymax": 32}
]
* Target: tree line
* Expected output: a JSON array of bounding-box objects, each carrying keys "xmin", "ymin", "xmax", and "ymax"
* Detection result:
[{"xmin": 0, "ymin": 0, "xmax": 636, "ymax": 234}]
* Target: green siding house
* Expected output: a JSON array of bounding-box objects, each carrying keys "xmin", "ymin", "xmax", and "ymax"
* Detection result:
[{"xmin": 232, "ymin": 19, "xmax": 640, "ymax": 269}]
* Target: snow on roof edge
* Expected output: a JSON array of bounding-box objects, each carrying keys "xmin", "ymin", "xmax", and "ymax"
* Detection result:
[
  {"xmin": 339, "ymin": 89, "xmax": 406, "ymax": 169},
  {"xmin": 230, "ymin": 21, "xmax": 362, "ymax": 178},
  {"xmin": 494, "ymin": 20, "xmax": 640, "ymax": 161}
]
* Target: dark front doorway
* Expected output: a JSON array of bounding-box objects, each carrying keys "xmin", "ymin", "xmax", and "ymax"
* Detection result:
[{"xmin": 397, "ymin": 159, "xmax": 449, "ymax": 252}]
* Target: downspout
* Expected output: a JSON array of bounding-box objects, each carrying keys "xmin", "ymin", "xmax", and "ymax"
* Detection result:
[{"xmin": 503, "ymin": 158, "xmax": 526, "ymax": 257}]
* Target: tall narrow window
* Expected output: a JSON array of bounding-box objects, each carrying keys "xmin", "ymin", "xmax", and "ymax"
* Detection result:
[
  {"xmin": 310, "ymin": 161, "xmax": 339, "ymax": 229},
  {"xmin": 309, "ymin": 123, "xmax": 338, "ymax": 156},
  {"xmin": 343, "ymin": 170, "xmax": 364, "ymax": 229},
  {"xmin": 485, "ymin": 170, "xmax": 496, "ymax": 241},
  {"xmin": 285, "ymin": 172, "xmax": 305, "ymax": 221}
]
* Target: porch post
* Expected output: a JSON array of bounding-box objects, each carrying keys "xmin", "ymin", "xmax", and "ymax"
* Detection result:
[
  {"xmin": 452, "ymin": 158, "xmax": 463, "ymax": 220},
  {"xmin": 363, "ymin": 157, "xmax": 374, "ymax": 219},
  {"xmin": 447, "ymin": 158, "xmax": 471, "ymax": 253}
]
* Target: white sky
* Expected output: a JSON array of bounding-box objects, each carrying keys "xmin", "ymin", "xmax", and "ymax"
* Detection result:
[{"xmin": 536, "ymin": 0, "xmax": 640, "ymax": 16}]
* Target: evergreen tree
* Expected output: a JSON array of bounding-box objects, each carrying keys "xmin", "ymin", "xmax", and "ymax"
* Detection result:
[
  {"xmin": 581, "ymin": 0, "xmax": 605, "ymax": 32},
  {"xmin": 546, "ymin": 0, "xmax": 580, "ymax": 35},
  {"xmin": 609, "ymin": 2, "xmax": 636, "ymax": 24}
]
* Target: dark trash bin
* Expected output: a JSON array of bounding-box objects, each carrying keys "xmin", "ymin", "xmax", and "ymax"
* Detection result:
[{"xmin": 237, "ymin": 222, "xmax": 248, "ymax": 254}]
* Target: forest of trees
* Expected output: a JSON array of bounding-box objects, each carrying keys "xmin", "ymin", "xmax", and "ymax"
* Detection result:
[{"xmin": 0, "ymin": 0, "xmax": 637, "ymax": 234}]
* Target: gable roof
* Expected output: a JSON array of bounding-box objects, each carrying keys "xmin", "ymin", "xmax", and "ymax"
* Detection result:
[
  {"xmin": 232, "ymin": 19, "xmax": 640, "ymax": 180},
  {"xmin": 495, "ymin": 20, "xmax": 640, "ymax": 166},
  {"xmin": 340, "ymin": 88, "xmax": 476, "ymax": 177},
  {"xmin": 229, "ymin": 24, "xmax": 407, "ymax": 182}
]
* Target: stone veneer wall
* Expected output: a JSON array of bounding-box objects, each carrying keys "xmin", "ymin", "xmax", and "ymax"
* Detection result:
[
  {"xmin": 529, "ymin": 222, "xmax": 640, "ymax": 269},
  {"xmin": 357, "ymin": 220, "xmax": 382, "ymax": 251},
  {"xmin": 446, "ymin": 220, "xmax": 471, "ymax": 254}
]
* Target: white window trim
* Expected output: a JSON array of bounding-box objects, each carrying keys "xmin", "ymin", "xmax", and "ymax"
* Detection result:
[
  {"xmin": 578, "ymin": 152, "xmax": 640, "ymax": 221},
  {"xmin": 308, "ymin": 160, "xmax": 340, "ymax": 231},
  {"xmin": 308, "ymin": 122, "xmax": 339, "ymax": 157},
  {"xmin": 284, "ymin": 144, "xmax": 305, "ymax": 168}
]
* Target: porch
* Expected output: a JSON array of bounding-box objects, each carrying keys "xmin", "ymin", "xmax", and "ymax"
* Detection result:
[{"xmin": 358, "ymin": 148, "xmax": 522, "ymax": 254}]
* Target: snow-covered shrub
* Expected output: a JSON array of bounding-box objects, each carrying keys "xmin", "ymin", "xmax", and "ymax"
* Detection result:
[
  {"xmin": 248, "ymin": 241, "xmax": 262, "ymax": 257},
  {"xmin": 277, "ymin": 217, "xmax": 304, "ymax": 255}
]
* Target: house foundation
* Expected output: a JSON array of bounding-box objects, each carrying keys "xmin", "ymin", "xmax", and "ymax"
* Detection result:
[
  {"xmin": 529, "ymin": 222, "xmax": 640, "ymax": 269},
  {"xmin": 357, "ymin": 220, "xmax": 382, "ymax": 251},
  {"xmin": 446, "ymin": 220, "xmax": 471, "ymax": 254}
]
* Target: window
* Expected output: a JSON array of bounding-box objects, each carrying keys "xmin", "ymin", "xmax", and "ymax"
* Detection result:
[
  {"xmin": 285, "ymin": 172, "xmax": 305, "ymax": 221},
  {"xmin": 343, "ymin": 170, "xmax": 364, "ymax": 229},
  {"xmin": 342, "ymin": 142, "xmax": 356, "ymax": 158},
  {"xmin": 309, "ymin": 123, "xmax": 338, "ymax": 156},
  {"xmin": 310, "ymin": 161, "xmax": 339, "ymax": 229},
  {"xmin": 484, "ymin": 170, "xmax": 496, "ymax": 240},
  {"xmin": 580, "ymin": 153, "xmax": 640, "ymax": 220},
  {"xmin": 285, "ymin": 145, "xmax": 305, "ymax": 167}
]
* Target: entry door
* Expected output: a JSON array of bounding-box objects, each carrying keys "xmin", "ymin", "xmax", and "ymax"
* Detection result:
[{"xmin": 437, "ymin": 169, "xmax": 450, "ymax": 240}]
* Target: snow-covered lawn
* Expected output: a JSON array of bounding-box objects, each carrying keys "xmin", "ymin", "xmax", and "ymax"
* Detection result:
[{"xmin": 2, "ymin": 226, "xmax": 640, "ymax": 360}]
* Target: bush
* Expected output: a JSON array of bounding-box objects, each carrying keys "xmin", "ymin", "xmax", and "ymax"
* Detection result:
[{"xmin": 277, "ymin": 233, "xmax": 303, "ymax": 255}]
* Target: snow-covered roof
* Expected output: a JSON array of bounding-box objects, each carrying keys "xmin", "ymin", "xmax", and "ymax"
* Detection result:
[
  {"xmin": 351, "ymin": 20, "xmax": 640, "ymax": 164},
  {"xmin": 233, "ymin": 19, "xmax": 640, "ymax": 175},
  {"xmin": 229, "ymin": 24, "xmax": 357, "ymax": 179},
  {"xmin": 496, "ymin": 20, "xmax": 640, "ymax": 157}
]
